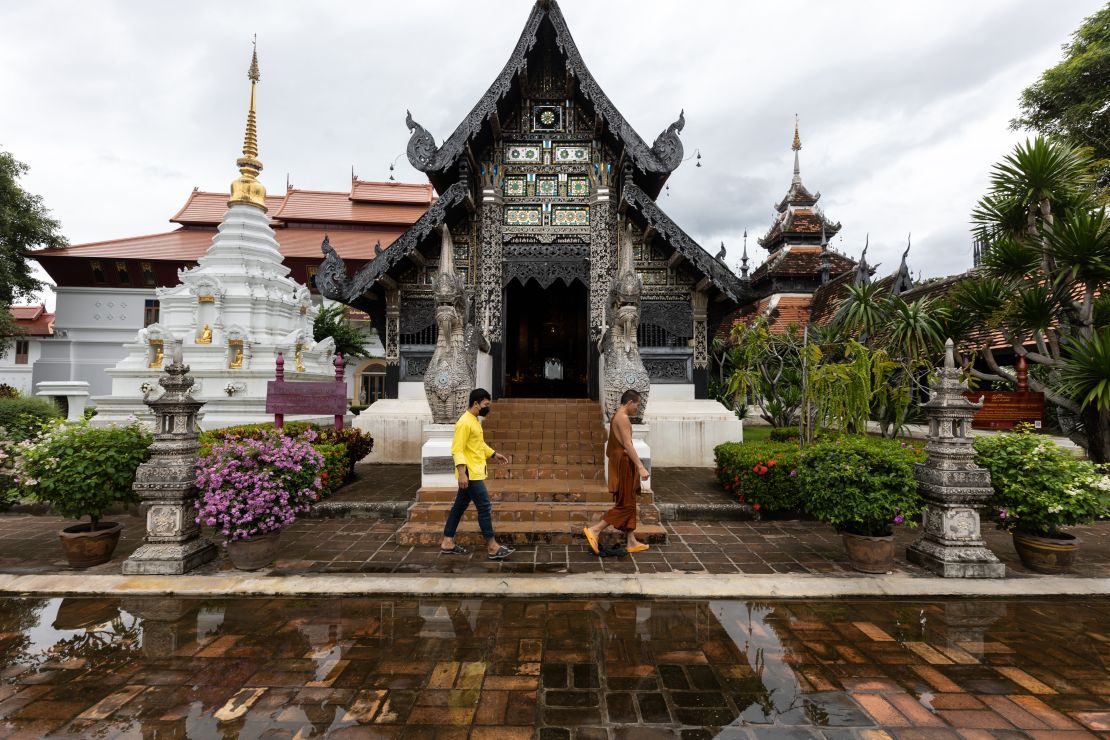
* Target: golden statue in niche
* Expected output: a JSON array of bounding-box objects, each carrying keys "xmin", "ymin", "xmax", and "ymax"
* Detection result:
[
  {"xmin": 294, "ymin": 344, "xmax": 306, "ymax": 372},
  {"xmin": 197, "ymin": 324, "xmax": 212, "ymax": 344},
  {"xmin": 148, "ymin": 340, "xmax": 164, "ymax": 368},
  {"xmin": 228, "ymin": 340, "xmax": 244, "ymax": 369}
]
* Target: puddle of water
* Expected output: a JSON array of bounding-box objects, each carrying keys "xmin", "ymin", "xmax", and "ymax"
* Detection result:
[{"xmin": 0, "ymin": 597, "xmax": 1106, "ymax": 737}]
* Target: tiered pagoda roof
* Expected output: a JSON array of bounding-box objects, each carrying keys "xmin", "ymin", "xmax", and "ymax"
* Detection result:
[{"xmin": 758, "ymin": 120, "xmax": 841, "ymax": 253}]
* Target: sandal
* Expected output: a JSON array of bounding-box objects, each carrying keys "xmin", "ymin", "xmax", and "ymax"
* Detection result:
[
  {"xmin": 487, "ymin": 545, "xmax": 515, "ymax": 560},
  {"xmin": 583, "ymin": 527, "xmax": 600, "ymax": 555},
  {"xmin": 439, "ymin": 545, "xmax": 470, "ymax": 556},
  {"xmin": 626, "ymin": 543, "xmax": 650, "ymax": 554}
]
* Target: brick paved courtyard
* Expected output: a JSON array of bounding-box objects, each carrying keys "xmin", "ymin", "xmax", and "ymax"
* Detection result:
[{"xmin": 0, "ymin": 596, "xmax": 1108, "ymax": 737}]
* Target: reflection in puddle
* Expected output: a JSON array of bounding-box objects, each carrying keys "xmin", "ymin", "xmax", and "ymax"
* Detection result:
[{"xmin": 0, "ymin": 597, "xmax": 1105, "ymax": 737}]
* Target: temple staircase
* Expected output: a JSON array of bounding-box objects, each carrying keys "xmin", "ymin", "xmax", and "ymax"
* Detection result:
[{"xmin": 396, "ymin": 399, "xmax": 667, "ymax": 546}]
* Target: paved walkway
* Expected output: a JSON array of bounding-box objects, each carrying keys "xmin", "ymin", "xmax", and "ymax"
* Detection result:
[{"xmin": 0, "ymin": 515, "xmax": 1106, "ymax": 581}]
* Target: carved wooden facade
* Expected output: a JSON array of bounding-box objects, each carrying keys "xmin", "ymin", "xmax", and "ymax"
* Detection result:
[{"xmin": 316, "ymin": 0, "xmax": 749, "ymax": 400}]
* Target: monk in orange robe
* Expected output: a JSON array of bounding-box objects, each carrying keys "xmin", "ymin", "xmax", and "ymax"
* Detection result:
[{"xmin": 583, "ymin": 389, "xmax": 651, "ymax": 554}]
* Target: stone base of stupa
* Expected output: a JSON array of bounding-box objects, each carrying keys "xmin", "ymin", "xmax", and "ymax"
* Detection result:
[{"xmin": 122, "ymin": 538, "xmax": 218, "ymax": 575}]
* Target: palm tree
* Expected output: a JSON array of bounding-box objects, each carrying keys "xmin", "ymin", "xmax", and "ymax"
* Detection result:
[{"xmin": 960, "ymin": 136, "xmax": 1110, "ymax": 461}]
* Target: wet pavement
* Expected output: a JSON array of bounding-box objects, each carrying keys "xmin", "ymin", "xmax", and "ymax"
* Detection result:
[
  {"xmin": 0, "ymin": 597, "xmax": 1106, "ymax": 738},
  {"xmin": 2, "ymin": 514, "xmax": 1110, "ymax": 579}
]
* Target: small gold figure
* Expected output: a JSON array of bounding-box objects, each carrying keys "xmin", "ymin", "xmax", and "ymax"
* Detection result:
[
  {"xmin": 294, "ymin": 344, "xmax": 306, "ymax": 373},
  {"xmin": 197, "ymin": 324, "xmax": 212, "ymax": 344},
  {"xmin": 228, "ymin": 341, "xmax": 244, "ymax": 369},
  {"xmin": 148, "ymin": 340, "xmax": 164, "ymax": 368}
]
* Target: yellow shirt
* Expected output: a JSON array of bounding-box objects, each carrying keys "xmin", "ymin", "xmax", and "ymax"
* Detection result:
[{"xmin": 452, "ymin": 411, "xmax": 495, "ymax": 481}]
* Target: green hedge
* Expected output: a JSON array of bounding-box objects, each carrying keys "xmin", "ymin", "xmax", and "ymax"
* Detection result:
[
  {"xmin": 0, "ymin": 396, "xmax": 62, "ymax": 442},
  {"xmin": 316, "ymin": 442, "xmax": 348, "ymax": 496},
  {"xmin": 800, "ymin": 436, "xmax": 925, "ymax": 536},
  {"xmin": 715, "ymin": 435, "xmax": 926, "ymax": 530},
  {"xmin": 769, "ymin": 426, "xmax": 800, "ymax": 443},
  {"xmin": 715, "ymin": 441, "xmax": 803, "ymax": 512}
]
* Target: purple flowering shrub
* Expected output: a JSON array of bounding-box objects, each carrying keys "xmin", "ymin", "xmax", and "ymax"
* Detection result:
[{"xmin": 196, "ymin": 431, "xmax": 324, "ymax": 542}]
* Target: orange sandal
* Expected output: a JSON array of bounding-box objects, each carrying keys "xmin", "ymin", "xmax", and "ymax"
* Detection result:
[
  {"xmin": 582, "ymin": 527, "xmax": 600, "ymax": 555},
  {"xmin": 626, "ymin": 543, "xmax": 650, "ymax": 554}
]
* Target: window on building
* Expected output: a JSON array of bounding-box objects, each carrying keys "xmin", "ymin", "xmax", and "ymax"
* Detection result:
[
  {"xmin": 14, "ymin": 340, "xmax": 29, "ymax": 365},
  {"xmin": 141, "ymin": 262, "xmax": 156, "ymax": 287},
  {"xmin": 90, "ymin": 260, "xmax": 106, "ymax": 284},
  {"xmin": 144, "ymin": 299, "xmax": 160, "ymax": 327},
  {"xmin": 306, "ymin": 265, "xmax": 319, "ymax": 290},
  {"xmin": 357, "ymin": 361, "xmax": 387, "ymax": 406},
  {"xmin": 115, "ymin": 261, "xmax": 131, "ymax": 285}
]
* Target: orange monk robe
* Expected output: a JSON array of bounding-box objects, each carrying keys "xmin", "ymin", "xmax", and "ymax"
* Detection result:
[{"xmin": 603, "ymin": 422, "xmax": 640, "ymax": 532}]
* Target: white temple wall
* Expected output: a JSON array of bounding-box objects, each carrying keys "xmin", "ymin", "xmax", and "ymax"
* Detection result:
[
  {"xmin": 31, "ymin": 286, "xmax": 154, "ymax": 398},
  {"xmin": 0, "ymin": 336, "xmax": 45, "ymax": 395}
]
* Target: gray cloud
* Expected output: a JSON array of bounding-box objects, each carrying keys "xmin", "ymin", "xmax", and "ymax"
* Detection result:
[{"xmin": 0, "ymin": 0, "xmax": 1101, "ymax": 308}]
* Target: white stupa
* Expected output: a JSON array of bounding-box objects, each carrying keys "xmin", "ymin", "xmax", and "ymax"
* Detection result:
[{"xmin": 93, "ymin": 44, "xmax": 338, "ymax": 430}]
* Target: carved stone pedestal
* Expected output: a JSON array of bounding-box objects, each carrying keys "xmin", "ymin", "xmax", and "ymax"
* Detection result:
[
  {"xmin": 122, "ymin": 342, "xmax": 217, "ymax": 575},
  {"xmin": 421, "ymin": 424, "xmax": 458, "ymax": 489},
  {"xmin": 906, "ymin": 340, "xmax": 1005, "ymax": 578}
]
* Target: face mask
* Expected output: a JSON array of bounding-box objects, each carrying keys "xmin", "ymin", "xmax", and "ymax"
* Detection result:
[{"xmin": 478, "ymin": 406, "xmax": 491, "ymax": 417}]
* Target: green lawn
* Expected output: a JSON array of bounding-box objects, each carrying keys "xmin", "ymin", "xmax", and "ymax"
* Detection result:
[{"xmin": 741, "ymin": 425, "xmax": 773, "ymax": 444}]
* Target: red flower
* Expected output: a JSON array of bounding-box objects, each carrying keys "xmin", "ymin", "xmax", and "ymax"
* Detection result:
[
  {"xmin": 752, "ymin": 503, "xmax": 761, "ymax": 511},
  {"xmin": 768, "ymin": 460, "xmax": 777, "ymax": 467},
  {"xmin": 757, "ymin": 466, "xmax": 768, "ymax": 475},
  {"xmin": 752, "ymin": 466, "xmax": 760, "ymax": 472}
]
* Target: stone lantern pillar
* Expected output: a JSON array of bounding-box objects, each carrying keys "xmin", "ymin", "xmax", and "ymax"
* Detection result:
[
  {"xmin": 906, "ymin": 339, "xmax": 1005, "ymax": 578},
  {"xmin": 122, "ymin": 341, "xmax": 217, "ymax": 574}
]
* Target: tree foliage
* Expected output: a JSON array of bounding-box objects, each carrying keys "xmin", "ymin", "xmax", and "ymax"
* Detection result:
[
  {"xmin": 1012, "ymin": 5, "xmax": 1110, "ymax": 196},
  {"xmin": 313, "ymin": 303, "xmax": 370, "ymax": 359},
  {"xmin": 0, "ymin": 152, "xmax": 65, "ymax": 345},
  {"xmin": 724, "ymin": 318, "xmax": 804, "ymax": 427}
]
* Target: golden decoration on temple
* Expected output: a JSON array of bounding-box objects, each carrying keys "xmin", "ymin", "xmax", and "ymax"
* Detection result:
[
  {"xmin": 792, "ymin": 114, "xmax": 801, "ymax": 152},
  {"xmin": 294, "ymin": 344, "xmax": 306, "ymax": 373},
  {"xmin": 196, "ymin": 324, "xmax": 212, "ymax": 344},
  {"xmin": 228, "ymin": 37, "xmax": 268, "ymax": 211},
  {"xmin": 197, "ymin": 294, "xmax": 215, "ymax": 303},
  {"xmin": 148, "ymin": 340, "xmax": 165, "ymax": 368},
  {"xmin": 228, "ymin": 340, "xmax": 244, "ymax": 369}
]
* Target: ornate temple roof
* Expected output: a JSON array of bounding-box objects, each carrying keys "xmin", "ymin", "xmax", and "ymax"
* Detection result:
[
  {"xmin": 403, "ymin": 0, "xmax": 685, "ymax": 199},
  {"xmin": 758, "ymin": 120, "xmax": 841, "ymax": 252},
  {"xmin": 748, "ymin": 245, "xmax": 856, "ymax": 287},
  {"xmin": 8, "ymin": 305, "xmax": 54, "ymax": 337}
]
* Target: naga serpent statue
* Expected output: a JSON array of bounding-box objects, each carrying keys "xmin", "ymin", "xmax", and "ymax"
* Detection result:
[
  {"xmin": 424, "ymin": 225, "xmax": 489, "ymax": 423},
  {"xmin": 599, "ymin": 222, "xmax": 651, "ymax": 422}
]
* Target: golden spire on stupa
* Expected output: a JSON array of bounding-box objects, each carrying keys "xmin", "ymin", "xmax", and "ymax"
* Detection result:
[
  {"xmin": 228, "ymin": 36, "xmax": 268, "ymax": 211},
  {"xmin": 792, "ymin": 114, "xmax": 802, "ymax": 152}
]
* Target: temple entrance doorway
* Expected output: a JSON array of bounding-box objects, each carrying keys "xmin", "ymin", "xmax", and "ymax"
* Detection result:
[{"xmin": 503, "ymin": 279, "xmax": 589, "ymax": 398}]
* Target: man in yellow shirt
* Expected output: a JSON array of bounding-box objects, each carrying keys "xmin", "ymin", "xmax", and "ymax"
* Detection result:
[{"xmin": 440, "ymin": 388, "xmax": 514, "ymax": 560}]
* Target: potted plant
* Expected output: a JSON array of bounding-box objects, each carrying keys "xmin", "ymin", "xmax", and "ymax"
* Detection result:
[
  {"xmin": 13, "ymin": 420, "xmax": 151, "ymax": 568},
  {"xmin": 800, "ymin": 436, "xmax": 924, "ymax": 573},
  {"xmin": 974, "ymin": 428, "xmax": 1109, "ymax": 573},
  {"xmin": 196, "ymin": 430, "xmax": 324, "ymax": 570}
]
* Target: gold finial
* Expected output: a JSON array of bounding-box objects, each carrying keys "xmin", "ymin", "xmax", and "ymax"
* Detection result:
[
  {"xmin": 792, "ymin": 114, "xmax": 801, "ymax": 152},
  {"xmin": 229, "ymin": 36, "xmax": 268, "ymax": 211}
]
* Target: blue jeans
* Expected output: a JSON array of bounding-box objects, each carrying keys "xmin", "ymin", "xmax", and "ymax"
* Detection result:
[{"xmin": 442, "ymin": 478, "xmax": 495, "ymax": 541}]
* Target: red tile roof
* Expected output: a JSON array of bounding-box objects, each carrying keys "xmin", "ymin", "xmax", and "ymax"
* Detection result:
[
  {"xmin": 716, "ymin": 294, "xmax": 812, "ymax": 339},
  {"xmin": 749, "ymin": 246, "xmax": 856, "ymax": 285},
  {"xmin": 9, "ymin": 305, "xmax": 54, "ymax": 336},
  {"xmin": 170, "ymin": 190, "xmax": 285, "ymax": 225},
  {"xmin": 271, "ymin": 189, "xmax": 429, "ymax": 225},
  {"xmin": 30, "ymin": 226, "xmax": 406, "ymax": 262},
  {"xmin": 350, "ymin": 179, "xmax": 435, "ymax": 204}
]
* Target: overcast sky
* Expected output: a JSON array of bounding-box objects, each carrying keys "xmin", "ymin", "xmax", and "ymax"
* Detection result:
[{"xmin": 1, "ymin": 1, "xmax": 1102, "ymax": 308}]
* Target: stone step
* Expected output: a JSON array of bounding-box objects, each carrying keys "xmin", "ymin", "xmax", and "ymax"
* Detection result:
[
  {"xmin": 417, "ymin": 488, "xmax": 619, "ymax": 504},
  {"xmin": 396, "ymin": 521, "xmax": 667, "ymax": 547},
  {"xmin": 485, "ymin": 464, "xmax": 605, "ymax": 481},
  {"xmin": 406, "ymin": 502, "xmax": 661, "ymax": 525},
  {"xmin": 494, "ymin": 443, "xmax": 605, "ymax": 456}
]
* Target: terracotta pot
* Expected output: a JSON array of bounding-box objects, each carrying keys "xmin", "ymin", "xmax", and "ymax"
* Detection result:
[
  {"xmin": 842, "ymin": 532, "xmax": 895, "ymax": 574},
  {"xmin": 1012, "ymin": 531, "xmax": 1079, "ymax": 574},
  {"xmin": 52, "ymin": 597, "xmax": 120, "ymax": 630},
  {"xmin": 58, "ymin": 522, "xmax": 122, "ymax": 568},
  {"xmin": 226, "ymin": 531, "xmax": 281, "ymax": 571}
]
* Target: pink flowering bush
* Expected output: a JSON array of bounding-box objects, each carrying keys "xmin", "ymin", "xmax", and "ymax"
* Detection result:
[{"xmin": 195, "ymin": 431, "xmax": 324, "ymax": 542}]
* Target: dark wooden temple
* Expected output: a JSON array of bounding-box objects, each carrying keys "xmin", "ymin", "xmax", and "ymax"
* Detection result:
[{"xmin": 317, "ymin": 0, "xmax": 748, "ymax": 400}]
